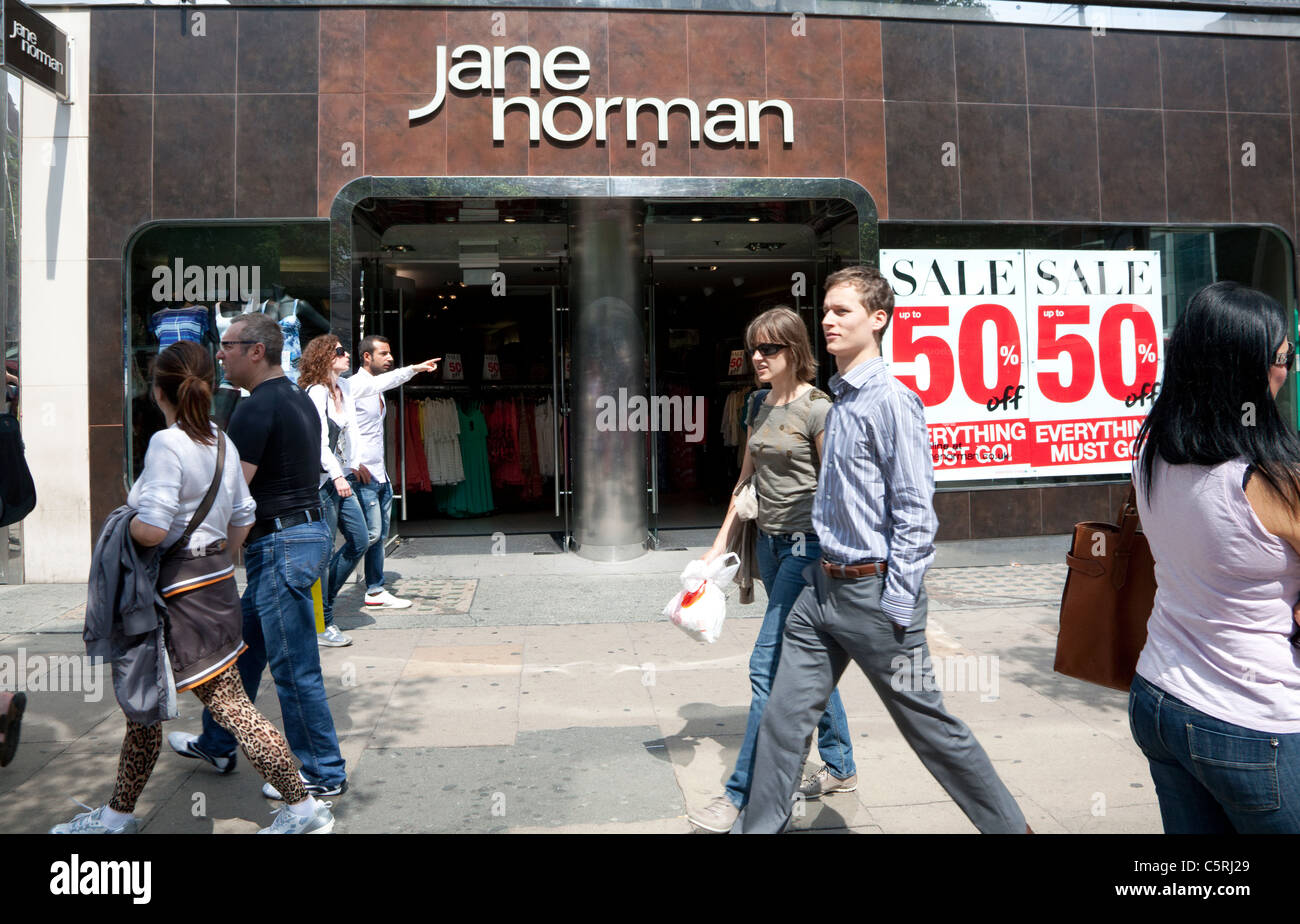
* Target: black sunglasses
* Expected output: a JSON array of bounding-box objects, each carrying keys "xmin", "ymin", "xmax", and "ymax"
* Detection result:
[
  {"xmin": 335, "ymin": 346, "xmax": 348, "ymax": 357},
  {"xmin": 753, "ymin": 343, "xmax": 786, "ymax": 357},
  {"xmin": 1273, "ymin": 346, "xmax": 1295, "ymax": 370}
]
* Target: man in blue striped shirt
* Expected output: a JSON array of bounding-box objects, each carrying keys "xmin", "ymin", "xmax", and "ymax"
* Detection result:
[{"xmin": 741, "ymin": 266, "xmax": 1028, "ymax": 834}]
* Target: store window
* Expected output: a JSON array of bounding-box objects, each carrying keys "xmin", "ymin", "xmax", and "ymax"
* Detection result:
[
  {"xmin": 124, "ymin": 220, "xmax": 330, "ymax": 480},
  {"xmin": 877, "ymin": 223, "xmax": 1297, "ymax": 487}
]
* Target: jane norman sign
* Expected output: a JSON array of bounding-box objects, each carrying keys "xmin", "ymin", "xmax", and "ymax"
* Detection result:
[
  {"xmin": 408, "ymin": 44, "xmax": 794, "ymax": 145},
  {"xmin": 1, "ymin": 0, "xmax": 68, "ymax": 99}
]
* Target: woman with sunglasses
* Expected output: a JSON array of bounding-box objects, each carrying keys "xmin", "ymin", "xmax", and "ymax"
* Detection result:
[
  {"xmin": 1130, "ymin": 281, "xmax": 1300, "ymax": 833},
  {"xmin": 688, "ymin": 306, "xmax": 857, "ymax": 833},
  {"xmin": 51, "ymin": 341, "xmax": 330, "ymax": 833},
  {"xmin": 299, "ymin": 335, "xmax": 368, "ymax": 648}
]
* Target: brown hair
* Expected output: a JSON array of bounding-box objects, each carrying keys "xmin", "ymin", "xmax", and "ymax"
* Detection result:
[
  {"xmin": 153, "ymin": 341, "xmax": 215, "ymax": 445},
  {"xmin": 298, "ymin": 334, "xmax": 341, "ymax": 391},
  {"xmin": 824, "ymin": 265, "xmax": 895, "ymax": 343},
  {"xmin": 744, "ymin": 306, "xmax": 817, "ymax": 384}
]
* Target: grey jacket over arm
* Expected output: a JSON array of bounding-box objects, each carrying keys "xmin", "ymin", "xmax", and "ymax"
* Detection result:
[{"xmin": 84, "ymin": 504, "xmax": 175, "ymax": 725}]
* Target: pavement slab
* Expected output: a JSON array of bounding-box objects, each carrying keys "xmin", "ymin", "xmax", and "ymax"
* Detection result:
[
  {"xmin": 340, "ymin": 726, "xmax": 684, "ymax": 833},
  {"xmin": 0, "ymin": 535, "xmax": 1169, "ymax": 834}
]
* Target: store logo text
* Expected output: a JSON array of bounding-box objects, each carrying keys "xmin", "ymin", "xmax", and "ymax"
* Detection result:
[
  {"xmin": 9, "ymin": 20, "xmax": 64, "ymax": 75},
  {"xmin": 409, "ymin": 45, "xmax": 793, "ymax": 145}
]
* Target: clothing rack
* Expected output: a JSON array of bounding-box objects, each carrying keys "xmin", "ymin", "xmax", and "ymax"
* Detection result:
[{"xmin": 405, "ymin": 383, "xmax": 553, "ymax": 394}]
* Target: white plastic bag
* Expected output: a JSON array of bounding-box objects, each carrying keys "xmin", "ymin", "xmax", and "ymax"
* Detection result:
[{"xmin": 663, "ymin": 552, "xmax": 741, "ymax": 643}]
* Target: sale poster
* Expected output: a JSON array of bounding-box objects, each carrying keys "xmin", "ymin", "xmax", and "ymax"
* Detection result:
[
  {"xmin": 1025, "ymin": 250, "xmax": 1162, "ymax": 476},
  {"xmin": 882, "ymin": 250, "xmax": 1032, "ymax": 481},
  {"xmin": 880, "ymin": 249, "xmax": 1163, "ymax": 482}
]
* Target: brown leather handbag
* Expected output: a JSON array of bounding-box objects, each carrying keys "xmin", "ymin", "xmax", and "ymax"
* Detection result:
[{"xmin": 1054, "ymin": 486, "xmax": 1157, "ymax": 691}]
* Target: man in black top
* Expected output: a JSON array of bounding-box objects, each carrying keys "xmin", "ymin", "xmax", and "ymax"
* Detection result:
[{"xmin": 167, "ymin": 313, "xmax": 347, "ymax": 797}]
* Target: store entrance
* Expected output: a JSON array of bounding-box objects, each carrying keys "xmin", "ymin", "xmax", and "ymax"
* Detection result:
[
  {"xmin": 348, "ymin": 194, "xmax": 860, "ymax": 550},
  {"xmin": 355, "ymin": 198, "xmax": 571, "ymax": 551}
]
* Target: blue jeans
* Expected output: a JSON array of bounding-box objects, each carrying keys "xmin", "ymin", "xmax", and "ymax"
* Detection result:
[
  {"xmin": 725, "ymin": 531, "xmax": 856, "ymax": 808},
  {"xmin": 355, "ymin": 478, "xmax": 393, "ymax": 593},
  {"xmin": 196, "ymin": 519, "xmax": 347, "ymax": 788},
  {"xmin": 1129, "ymin": 673, "xmax": 1300, "ymax": 833},
  {"xmin": 320, "ymin": 478, "xmax": 369, "ymax": 626}
]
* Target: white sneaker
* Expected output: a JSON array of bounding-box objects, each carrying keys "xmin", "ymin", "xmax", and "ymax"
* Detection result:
[
  {"xmin": 363, "ymin": 589, "xmax": 411, "ymax": 609},
  {"xmin": 49, "ymin": 802, "xmax": 139, "ymax": 834},
  {"xmin": 317, "ymin": 625, "xmax": 352, "ymax": 647},
  {"xmin": 258, "ymin": 800, "xmax": 335, "ymax": 834}
]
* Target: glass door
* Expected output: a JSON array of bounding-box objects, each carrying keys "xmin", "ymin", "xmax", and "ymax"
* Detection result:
[{"xmin": 552, "ymin": 276, "xmax": 574, "ymax": 550}]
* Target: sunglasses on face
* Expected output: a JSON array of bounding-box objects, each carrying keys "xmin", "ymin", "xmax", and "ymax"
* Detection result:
[
  {"xmin": 335, "ymin": 346, "xmax": 348, "ymax": 358},
  {"xmin": 752, "ymin": 343, "xmax": 785, "ymax": 357},
  {"xmin": 1274, "ymin": 346, "xmax": 1295, "ymax": 370}
]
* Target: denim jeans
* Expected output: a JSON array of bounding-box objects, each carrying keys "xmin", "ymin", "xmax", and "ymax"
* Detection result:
[
  {"xmin": 725, "ymin": 531, "xmax": 856, "ymax": 809},
  {"xmin": 196, "ymin": 519, "xmax": 347, "ymax": 788},
  {"xmin": 1129, "ymin": 673, "xmax": 1300, "ymax": 833},
  {"xmin": 355, "ymin": 478, "xmax": 393, "ymax": 593},
  {"xmin": 320, "ymin": 478, "xmax": 369, "ymax": 626}
]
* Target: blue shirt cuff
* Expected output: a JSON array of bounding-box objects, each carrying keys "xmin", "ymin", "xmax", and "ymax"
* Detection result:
[{"xmin": 879, "ymin": 591, "xmax": 914, "ymax": 627}]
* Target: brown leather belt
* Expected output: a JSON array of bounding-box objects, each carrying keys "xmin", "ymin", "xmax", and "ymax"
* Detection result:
[{"xmin": 821, "ymin": 559, "xmax": 887, "ymax": 579}]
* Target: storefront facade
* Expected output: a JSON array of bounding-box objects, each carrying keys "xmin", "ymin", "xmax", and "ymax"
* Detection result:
[{"xmin": 13, "ymin": 0, "xmax": 1300, "ymax": 580}]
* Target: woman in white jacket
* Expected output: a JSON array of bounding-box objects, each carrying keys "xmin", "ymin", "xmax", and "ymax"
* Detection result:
[{"xmin": 299, "ymin": 335, "xmax": 368, "ymax": 647}]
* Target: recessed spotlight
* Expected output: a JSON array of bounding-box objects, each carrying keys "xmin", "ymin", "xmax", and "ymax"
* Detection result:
[
  {"xmin": 504, "ymin": 217, "xmax": 516, "ymax": 223},
  {"xmin": 748, "ymin": 217, "xmax": 760, "ymax": 222},
  {"xmin": 690, "ymin": 216, "xmax": 703, "ymax": 222}
]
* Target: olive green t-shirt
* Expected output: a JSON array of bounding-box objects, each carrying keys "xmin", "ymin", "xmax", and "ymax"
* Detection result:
[{"xmin": 746, "ymin": 386, "xmax": 832, "ymax": 535}]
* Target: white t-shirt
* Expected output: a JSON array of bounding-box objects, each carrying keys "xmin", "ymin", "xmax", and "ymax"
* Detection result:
[
  {"xmin": 1135, "ymin": 456, "xmax": 1300, "ymax": 733},
  {"xmin": 127, "ymin": 423, "xmax": 256, "ymax": 549}
]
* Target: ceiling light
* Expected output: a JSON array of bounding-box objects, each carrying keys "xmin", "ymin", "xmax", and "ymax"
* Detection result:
[
  {"xmin": 504, "ymin": 217, "xmax": 517, "ymax": 223},
  {"xmin": 690, "ymin": 216, "xmax": 703, "ymax": 222},
  {"xmin": 748, "ymin": 217, "xmax": 760, "ymax": 222}
]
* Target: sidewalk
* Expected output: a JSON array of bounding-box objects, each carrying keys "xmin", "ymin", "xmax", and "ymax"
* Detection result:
[{"xmin": 0, "ymin": 535, "xmax": 1162, "ymax": 833}]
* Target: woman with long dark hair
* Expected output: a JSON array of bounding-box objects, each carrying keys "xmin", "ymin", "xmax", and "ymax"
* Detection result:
[
  {"xmin": 298, "ymin": 334, "xmax": 367, "ymax": 647},
  {"xmin": 51, "ymin": 341, "xmax": 333, "ymax": 834},
  {"xmin": 688, "ymin": 306, "xmax": 857, "ymax": 833},
  {"xmin": 1131, "ymin": 280, "xmax": 1300, "ymax": 833}
]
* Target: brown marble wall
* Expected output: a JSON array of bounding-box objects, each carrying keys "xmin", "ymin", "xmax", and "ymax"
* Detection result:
[{"xmin": 87, "ymin": 6, "xmax": 1300, "ymax": 540}]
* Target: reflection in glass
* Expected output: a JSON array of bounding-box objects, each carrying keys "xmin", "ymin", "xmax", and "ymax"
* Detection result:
[{"xmin": 125, "ymin": 221, "xmax": 331, "ymax": 480}]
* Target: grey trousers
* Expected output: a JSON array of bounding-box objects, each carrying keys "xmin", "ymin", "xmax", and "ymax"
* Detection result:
[{"xmin": 740, "ymin": 564, "xmax": 1026, "ymax": 834}]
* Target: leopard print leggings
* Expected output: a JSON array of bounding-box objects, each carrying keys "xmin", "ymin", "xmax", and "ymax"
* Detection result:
[{"xmin": 109, "ymin": 666, "xmax": 308, "ymax": 813}]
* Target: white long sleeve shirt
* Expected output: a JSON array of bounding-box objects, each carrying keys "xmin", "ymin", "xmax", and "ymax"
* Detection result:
[
  {"xmin": 348, "ymin": 365, "xmax": 420, "ymax": 483},
  {"xmin": 306, "ymin": 379, "xmax": 360, "ymax": 487}
]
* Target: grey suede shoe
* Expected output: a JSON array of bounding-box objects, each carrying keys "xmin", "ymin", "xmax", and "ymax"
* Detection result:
[
  {"xmin": 688, "ymin": 794, "xmax": 741, "ymax": 833},
  {"xmin": 797, "ymin": 764, "xmax": 858, "ymax": 800}
]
